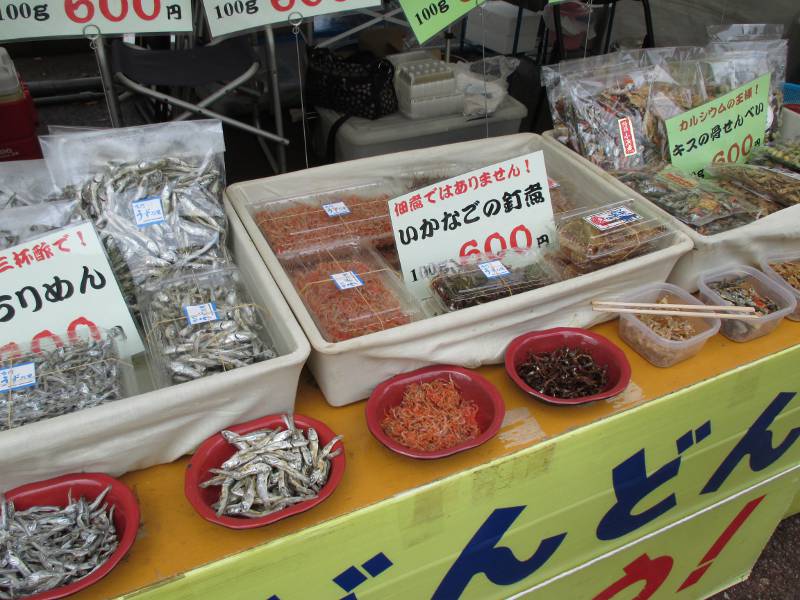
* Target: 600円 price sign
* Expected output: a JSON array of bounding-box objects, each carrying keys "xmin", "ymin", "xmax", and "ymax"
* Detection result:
[
  {"xmin": 0, "ymin": 0, "xmax": 192, "ymax": 41},
  {"xmin": 388, "ymin": 151, "xmax": 556, "ymax": 301},
  {"xmin": 202, "ymin": 0, "xmax": 379, "ymax": 39}
]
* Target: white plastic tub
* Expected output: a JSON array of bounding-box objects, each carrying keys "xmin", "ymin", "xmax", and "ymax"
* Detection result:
[
  {"xmin": 697, "ymin": 265, "xmax": 796, "ymax": 342},
  {"xmin": 759, "ymin": 251, "xmax": 800, "ymax": 321},
  {"xmin": 542, "ymin": 130, "xmax": 800, "ymax": 292},
  {"xmin": 228, "ymin": 133, "xmax": 692, "ymax": 406},
  {"xmin": 0, "ymin": 202, "xmax": 311, "ymax": 490},
  {"xmin": 617, "ymin": 283, "xmax": 720, "ymax": 367}
]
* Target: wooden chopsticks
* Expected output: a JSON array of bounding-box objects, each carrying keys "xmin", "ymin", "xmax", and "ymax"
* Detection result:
[{"xmin": 592, "ymin": 300, "xmax": 761, "ymax": 320}]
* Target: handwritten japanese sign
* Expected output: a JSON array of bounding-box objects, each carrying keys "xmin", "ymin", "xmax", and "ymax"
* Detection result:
[
  {"xmin": 399, "ymin": 0, "xmax": 483, "ymax": 44},
  {"xmin": 201, "ymin": 0, "xmax": 379, "ymax": 39},
  {"xmin": 0, "ymin": 0, "xmax": 192, "ymax": 41},
  {"xmin": 0, "ymin": 222, "xmax": 143, "ymax": 358},
  {"xmin": 665, "ymin": 74, "xmax": 770, "ymax": 177},
  {"xmin": 388, "ymin": 151, "xmax": 556, "ymax": 300}
]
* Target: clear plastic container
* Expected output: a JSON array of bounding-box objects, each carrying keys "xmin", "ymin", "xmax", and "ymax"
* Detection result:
[
  {"xmin": 395, "ymin": 60, "xmax": 457, "ymax": 100},
  {"xmin": 617, "ymin": 283, "xmax": 720, "ymax": 367},
  {"xmin": 0, "ymin": 328, "xmax": 131, "ymax": 431},
  {"xmin": 430, "ymin": 250, "xmax": 559, "ymax": 312},
  {"xmin": 282, "ymin": 243, "xmax": 422, "ymax": 343},
  {"xmin": 393, "ymin": 163, "xmax": 469, "ymax": 193},
  {"xmin": 555, "ymin": 200, "xmax": 675, "ymax": 273},
  {"xmin": 758, "ymin": 251, "xmax": 800, "ymax": 321},
  {"xmin": 251, "ymin": 182, "xmax": 401, "ymax": 259},
  {"xmin": 707, "ymin": 164, "xmax": 800, "ymax": 209},
  {"xmin": 140, "ymin": 266, "xmax": 278, "ymax": 387},
  {"xmin": 697, "ymin": 265, "xmax": 797, "ymax": 342}
]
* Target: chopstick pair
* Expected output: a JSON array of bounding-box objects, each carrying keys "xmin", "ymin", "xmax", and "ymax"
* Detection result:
[{"xmin": 592, "ymin": 300, "xmax": 761, "ymax": 320}]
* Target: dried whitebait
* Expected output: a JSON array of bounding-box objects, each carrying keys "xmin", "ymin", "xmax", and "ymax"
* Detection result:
[
  {"xmin": 79, "ymin": 157, "xmax": 229, "ymax": 312},
  {"xmin": 0, "ymin": 333, "xmax": 125, "ymax": 431},
  {"xmin": 0, "ymin": 486, "xmax": 118, "ymax": 598},
  {"xmin": 141, "ymin": 268, "xmax": 277, "ymax": 386},
  {"xmin": 202, "ymin": 415, "xmax": 342, "ymax": 518}
]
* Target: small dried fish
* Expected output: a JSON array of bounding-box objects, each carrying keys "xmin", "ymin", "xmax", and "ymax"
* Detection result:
[
  {"xmin": 0, "ymin": 486, "xmax": 118, "ymax": 599},
  {"xmin": 0, "ymin": 333, "xmax": 124, "ymax": 431},
  {"xmin": 141, "ymin": 268, "xmax": 277, "ymax": 386},
  {"xmin": 202, "ymin": 415, "xmax": 343, "ymax": 518},
  {"xmin": 636, "ymin": 297, "xmax": 698, "ymax": 341},
  {"xmin": 708, "ymin": 277, "xmax": 779, "ymax": 317},
  {"xmin": 769, "ymin": 259, "xmax": 800, "ymax": 292}
]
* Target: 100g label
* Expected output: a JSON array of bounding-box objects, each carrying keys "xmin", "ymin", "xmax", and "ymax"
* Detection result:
[
  {"xmin": 413, "ymin": 0, "xmax": 448, "ymax": 25},
  {"xmin": 212, "ymin": 0, "xmax": 257, "ymax": 17},
  {"xmin": 0, "ymin": 2, "xmax": 49, "ymax": 20}
]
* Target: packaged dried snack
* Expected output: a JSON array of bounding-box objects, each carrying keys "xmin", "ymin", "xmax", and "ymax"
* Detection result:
[
  {"xmin": 748, "ymin": 141, "xmax": 800, "ymax": 173},
  {"xmin": 430, "ymin": 249, "xmax": 559, "ymax": 312},
  {"xmin": 707, "ymin": 164, "xmax": 800, "ymax": 208},
  {"xmin": 555, "ymin": 201, "xmax": 674, "ymax": 272},
  {"xmin": 284, "ymin": 243, "xmax": 421, "ymax": 342}
]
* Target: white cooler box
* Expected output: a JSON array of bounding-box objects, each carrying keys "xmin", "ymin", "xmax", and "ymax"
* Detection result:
[
  {"xmin": 0, "ymin": 202, "xmax": 311, "ymax": 490},
  {"xmin": 315, "ymin": 96, "xmax": 527, "ymax": 162},
  {"xmin": 228, "ymin": 133, "xmax": 692, "ymax": 407},
  {"xmin": 542, "ymin": 130, "xmax": 800, "ymax": 291}
]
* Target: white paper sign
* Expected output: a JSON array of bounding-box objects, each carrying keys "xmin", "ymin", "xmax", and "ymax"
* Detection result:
[
  {"xmin": 0, "ymin": 222, "xmax": 144, "ymax": 358},
  {"xmin": 202, "ymin": 0, "xmax": 380, "ymax": 38},
  {"xmin": 388, "ymin": 151, "xmax": 556, "ymax": 299},
  {"xmin": 0, "ymin": 362, "xmax": 36, "ymax": 392},
  {"xmin": 184, "ymin": 302, "xmax": 219, "ymax": 325},
  {"xmin": 322, "ymin": 202, "xmax": 351, "ymax": 217},
  {"xmin": 0, "ymin": 0, "xmax": 192, "ymax": 42},
  {"xmin": 330, "ymin": 271, "xmax": 363, "ymax": 290},
  {"xmin": 478, "ymin": 260, "xmax": 510, "ymax": 279}
]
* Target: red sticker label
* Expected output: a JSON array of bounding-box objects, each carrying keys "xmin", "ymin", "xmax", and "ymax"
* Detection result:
[{"xmin": 618, "ymin": 117, "xmax": 638, "ymax": 157}]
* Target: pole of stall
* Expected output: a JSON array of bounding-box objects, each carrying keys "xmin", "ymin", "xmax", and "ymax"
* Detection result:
[
  {"xmin": 265, "ymin": 25, "xmax": 288, "ymax": 173},
  {"xmin": 90, "ymin": 31, "xmax": 123, "ymax": 127}
]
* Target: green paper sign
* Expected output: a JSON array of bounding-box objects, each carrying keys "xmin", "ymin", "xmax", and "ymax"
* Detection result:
[
  {"xmin": 399, "ymin": 0, "xmax": 483, "ymax": 44},
  {"xmin": 665, "ymin": 73, "xmax": 771, "ymax": 177}
]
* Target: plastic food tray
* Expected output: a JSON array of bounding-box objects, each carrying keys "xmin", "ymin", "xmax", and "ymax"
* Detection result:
[
  {"xmin": 616, "ymin": 282, "xmax": 720, "ymax": 367},
  {"xmin": 282, "ymin": 243, "xmax": 422, "ymax": 343},
  {"xmin": 555, "ymin": 200, "xmax": 675, "ymax": 273},
  {"xmin": 430, "ymin": 251, "xmax": 559, "ymax": 312},
  {"xmin": 697, "ymin": 265, "xmax": 796, "ymax": 342},
  {"xmin": 395, "ymin": 60, "xmax": 456, "ymax": 100},
  {"xmin": 228, "ymin": 133, "xmax": 692, "ymax": 406},
  {"xmin": 250, "ymin": 182, "xmax": 399, "ymax": 259},
  {"xmin": 542, "ymin": 130, "xmax": 800, "ymax": 292},
  {"xmin": 758, "ymin": 251, "xmax": 800, "ymax": 321},
  {"xmin": 0, "ymin": 202, "xmax": 310, "ymax": 490}
]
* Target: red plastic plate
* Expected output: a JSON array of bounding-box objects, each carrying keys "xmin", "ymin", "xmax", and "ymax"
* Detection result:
[
  {"xmin": 505, "ymin": 327, "xmax": 631, "ymax": 405},
  {"xmin": 4, "ymin": 473, "xmax": 139, "ymax": 600},
  {"xmin": 365, "ymin": 365, "xmax": 506, "ymax": 459},
  {"xmin": 184, "ymin": 413, "xmax": 346, "ymax": 529}
]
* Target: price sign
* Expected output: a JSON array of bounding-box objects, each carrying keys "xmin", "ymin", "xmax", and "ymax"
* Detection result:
[
  {"xmin": 0, "ymin": 0, "xmax": 192, "ymax": 41},
  {"xmin": 398, "ymin": 0, "xmax": 483, "ymax": 44},
  {"xmin": 665, "ymin": 73, "xmax": 770, "ymax": 177},
  {"xmin": 0, "ymin": 222, "xmax": 144, "ymax": 358},
  {"xmin": 202, "ymin": 0, "xmax": 379, "ymax": 39},
  {"xmin": 388, "ymin": 151, "xmax": 556, "ymax": 300}
]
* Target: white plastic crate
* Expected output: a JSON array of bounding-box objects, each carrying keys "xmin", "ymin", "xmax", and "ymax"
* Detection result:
[
  {"xmin": 0, "ymin": 202, "xmax": 311, "ymax": 489},
  {"xmin": 228, "ymin": 133, "xmax": 692, "ymax": 406}
]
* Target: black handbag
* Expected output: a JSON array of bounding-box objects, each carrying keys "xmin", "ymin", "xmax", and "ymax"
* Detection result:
[{"xmin": 306, "ymin": 48, "xmax": 397, "ymax": 120}]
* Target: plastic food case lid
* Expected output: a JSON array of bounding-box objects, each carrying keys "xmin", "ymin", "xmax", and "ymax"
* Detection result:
[
  {"xmin": 696, "ymin": 264, "xmax": 797, "ymax": 322},
  {"xmin": 430, "ymin": 249, "xmax": 559, "ymax": 310},
  {"xmin": 617, "ymin": 282, "xmax": 721, "ymax": 345},
  {"xmin": 555, "ymin": 199, "xmax": 673, "ymax": 265},
  {"xmin": 284, "ymin": 243, "xmax": 423, "ymax": 343},
  {"xmin": 252, "ymin": 182, "xmax": 400, "ymax": 258},
  {"xmin": 0, "ymin": 47, "xmax": 20, "ymax": 97}
]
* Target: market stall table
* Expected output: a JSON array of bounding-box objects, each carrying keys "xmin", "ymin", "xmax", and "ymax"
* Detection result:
[{"xmin": 71, "ymin": 319, "xmax": 800, "ymax": 599}]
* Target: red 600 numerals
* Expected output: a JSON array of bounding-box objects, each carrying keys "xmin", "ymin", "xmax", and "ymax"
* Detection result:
[
  {"xmin": 459, "ymin": 224, "xmax": 533, "ymax": 257},
  {"xmin": 64, "ymin": 0, "xmax": 159, "ymax": 22}
]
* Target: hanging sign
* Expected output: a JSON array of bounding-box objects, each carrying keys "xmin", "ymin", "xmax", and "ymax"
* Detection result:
[
  {"xmin": 202, "ymin": 0, "xmax": 379, "ymax": 39},
  {"xmin": 0, "ymin": 222, "xmax": 144, "ymax": 358},
  {"xmin": 388, "ymin": 151, "xmax": 556, "ymax": 300},
  {"xmin": 399, "ymin": 0, "xmax": 483, "ymax": 44},
  {"xmin": 665, "ymin": 73, "xmax": 770, "ymax": 178},
  {"xmin": 0, "ymin": 0, "xmax": 192, "ymax": 41}
]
